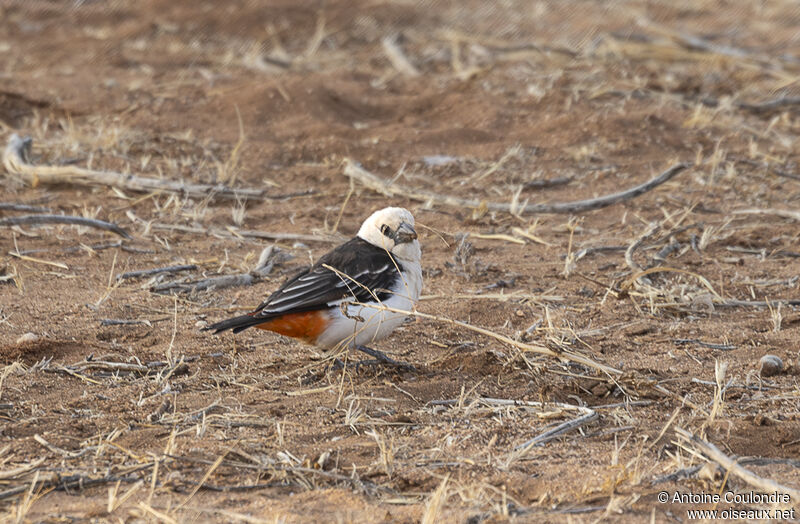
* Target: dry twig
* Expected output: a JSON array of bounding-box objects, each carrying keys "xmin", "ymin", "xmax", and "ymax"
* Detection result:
[
  {"xmin": 0, "ymin": 214, "xmax": 131, "ymax": 238},
  {"xmin": 344, "ymin": 160, "xmax": 691, "ymax": 215},
  {"xmin": 675, "ymin": 428, "xmax": 800, "ymax": 504},
  {"xmin": 3, "ymin": 134, "xmax": 272, "ymax": 202}
]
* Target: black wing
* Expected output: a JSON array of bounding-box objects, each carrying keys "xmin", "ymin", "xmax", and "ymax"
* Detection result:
[{"xmin": 252, "ymin": 237, "xmax": 402, "ymax": 319}]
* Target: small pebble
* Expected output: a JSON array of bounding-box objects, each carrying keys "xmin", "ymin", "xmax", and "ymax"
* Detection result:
[
  {"xmin": 759, "ymin": 355, "xmax": 783, "ymax": 377},
  {"xmin": 15, "ymin": 333, "xmax": 38, "ymax": 345}
]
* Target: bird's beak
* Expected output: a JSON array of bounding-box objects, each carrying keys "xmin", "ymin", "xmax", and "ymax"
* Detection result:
[{"xmin": 394, "ymin": 222, "xmax": 418, "ymax": 243}]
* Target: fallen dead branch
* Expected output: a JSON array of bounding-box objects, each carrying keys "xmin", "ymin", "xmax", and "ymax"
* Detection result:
[
  {"xmin": 738, "ymin": 97, "xmax": 800, "ymax": 115},
  {"xmin": 152, "ymin": 245, "xmax": 290, "ymax": 294},
  {"xmin": 100, "ymin": 318, "xmax": 155, "ymax": 327},
  {"xmin": 0, "ymin": 214, "xmax": 131, "ymax": 238},
  {"xmin": 514, "ymin": 405, "xmax": 597, "ymax": 450},
  {"xmin": 673, "ymin": 338, "xmax": 735, "ymax": 351},
  {"xmin": 17, "ymin": 240, "xmax": 153, "ymax": 256},
  {"xmin": 344, "ymin": 159, "xmax": 691, "ymax": 215},
  {"xmin": 148, "ymin": 222, "xmax": 340, "ymax": 244},
  {"xmin": 732, "ymin": 208, "xmax": 800, "ymax": 221},
  {"xmin": 625, "ymin": 222, "xmax": 660, "ymax": 272},
  {"xmin": 0, "ymin": 464, "xmax": 154, "ymax": 502},
  {"xmin": 0, "ymin": 203, "xmax": 50, "ymax": 213},
  {"xmin": 0, "ymin": 457, "xmax": 47, "ymax": 480},
  {"xmin": 2, "ymin": 134, "xmax": 277, "ymax": 202},
  {"xmin": 117, "ymin": 264, "xmax": 197, "ymax": 281},
  {"xmin": 429, "ymin": 397, "xmax": 598, "ymax": 450},
  {"xmin": 523, "ymin": 176, "xmax": 573, "ymax": 189},
  {"xmin": 717, "ymin": 299, "xmax": 800, "ymax": 308},
  {"xmin": 675, "ymin": 428, "xmax": 800, "ymax": 504}
]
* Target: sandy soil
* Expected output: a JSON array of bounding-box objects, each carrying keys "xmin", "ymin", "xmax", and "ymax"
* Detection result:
[{"xmin": 1, "ymin": 1, "xmax": 800, "ymax": 522}]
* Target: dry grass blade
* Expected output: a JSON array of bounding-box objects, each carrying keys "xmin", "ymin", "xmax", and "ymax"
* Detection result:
[
  {"xmin": 421, "ymin": 475, "xmax": 449, "ymax": 524},
  {"xmin": 344, "ymin": 159, "xmax": 691, "ymax": 215},
  {"xmin": 2, "ymin": 134, "xmax": 267, "ymax": 202},
  {"xmin": 674, "ymin": 427, "xmax": 800, "ymax": 504}
]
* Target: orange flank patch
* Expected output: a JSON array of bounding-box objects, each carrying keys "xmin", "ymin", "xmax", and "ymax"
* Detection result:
[{"xmin": 254, "ymin": 310, "xmax": 330, "ymax": 343}]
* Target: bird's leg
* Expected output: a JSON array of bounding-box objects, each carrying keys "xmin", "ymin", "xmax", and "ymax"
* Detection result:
[{"xmin": 354, "ymin": 345, "xmax": 416, "ymax": 372}]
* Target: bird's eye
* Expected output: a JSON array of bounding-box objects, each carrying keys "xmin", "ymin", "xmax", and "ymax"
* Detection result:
[{"xmin": 380, "ymin": 224, "xmax": 392, "ymax": 237}]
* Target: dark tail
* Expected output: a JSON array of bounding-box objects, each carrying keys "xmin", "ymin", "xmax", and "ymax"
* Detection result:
[{"xmin": 203, "ymin": 314, "xmax": 264, "ymax": 334}]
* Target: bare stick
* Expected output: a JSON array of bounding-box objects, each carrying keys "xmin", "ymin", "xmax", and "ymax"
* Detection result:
[
  {"xmin": 732, "ymin": 208, "xmax": 800, "ymax": 221},
  {"xmin": 514, "ymin": 407, "xmax": 597, "ymax": 450},
  {"xmin": 149, "ymin": 222, "xmax": 340, "ymax": 244},
  {"xmin": 100, "ymin": 319, "xmax": 153, "ymax": 327},
  {"xmin": 0, "ymin": 203, "xmax": 50, "ymax": 213},
  {"xmin": 675, "ymin": 427, "xmax": 800, "ymax": 503},
  {"xmin": 152, "ymin": 273, "xmax": 261, "ymax": 294},
  {"xmin": 0, "ymin": 214, "xmax": 131, "ymax": 238},
  {"xmin": 152, "ymin": 245, "xmax": 289, "ymax": 294},
  {"xmin": 382, "ymin": 34, "xmax": 420, "ymax": 76},
  {"xmin": 625, "ymin": 222, "xmax": 660, "ymax": 272},
  {"xmin": 117, "ymin": 264, "xmax": 197, "ymax": 281},
  {"xmin": 2, "ymin": 134, "xmax": 273, "ymax": 202},
  {"xmin": 738, "ymin": 97, "xmax": 800, "ymax": 114},
  {"xmin": 717, "ymin": 299, "xmax": 800, "ymax": 308},
  {"xmin": 0, "ymin": 457, "xmax": 47, "ymax": 480},
  {"xmin": 344, "ymin": 160, "xmax": 691, "ymax": 215},
  {"xmin": 673, "ymin": 338, "xmax": 735, "ymax": 351},
  {"xmin": 523, "ymin": 176, "xmax": 572, "ymax": 189},
  {"xmin": 72, "ymin": 361, "xmax": 149, "ymax": 373}
]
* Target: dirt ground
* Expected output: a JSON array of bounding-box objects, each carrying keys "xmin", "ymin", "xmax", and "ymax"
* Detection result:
[{"xmin": 1, "ymin": 0, "xmax": 800, "ymax": 522}]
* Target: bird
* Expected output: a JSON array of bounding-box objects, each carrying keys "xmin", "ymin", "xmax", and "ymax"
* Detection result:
[{"xmin": 204, "ymin": 207, "xmax": 422, "ymax": 369}]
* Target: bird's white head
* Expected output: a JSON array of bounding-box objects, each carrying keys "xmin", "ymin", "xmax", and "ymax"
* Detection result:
[{"xmin": 357, "ymin": 207, "xmax": 421, "ymax": 263}]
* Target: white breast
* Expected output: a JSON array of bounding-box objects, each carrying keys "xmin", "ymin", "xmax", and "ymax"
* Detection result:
[{"xmin": 316, "ymin": 264, "xmax": 423, "ymax": 349}]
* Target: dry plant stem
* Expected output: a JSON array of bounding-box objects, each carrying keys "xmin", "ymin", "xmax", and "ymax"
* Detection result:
[
  {"xmin": 732, "ymin": 208, "xmax": 800, "ymax": 221},
  {"xmin": 382, "ymin": 34, "xmax": 420, "ymax": 76},
  {"xmin": 0, "ymin": 203, "xmax": 50, "ymax": 212},
  {"xmin": 18, "ymin": 240, "xmax": 125, "ymax": 256},
  {"xmin": 625, "ymin": 222, "xmax": 660, "ymax": 272},
  {"xmin": 523, "ymin": 176, "xmax": 572, "ymax": 189},
  {"xmin": 412, "ymin": 306, "xmax": 620, "ymax": 375},
  {"xmin": 514, "ymin": 406, "xmax": 597, "ymax": 450},
  {"xmin": 2, "ymin": 134, "xmax": 269, "ymax": 202},
  {"xmin": 675, "ymin": 428, "xmax": 800, "ymax": 503},
  {"xmin": 117, "ymin": 264, "xmax": 197, "ymax": 281},
  {"xmin": 0, "ymin": 214, "xmax": 131, "ymax": 238},
  {"xmin": 717, "ymin": 299, "xmax": 800, "ymax": 308},
  {"xmin": 321, "ymin": 265, "xmax": 620, "ymax": 375},
  {"xmin": 72, "ymin": 360, "xmax": 149, "ymax": 373},
  {"xmin": 0, "ymin": 457, "xmax": 47, "ymax": 480},
  {"xmin": 344, "ymin": 160, "xmax": 691, "ymax": 215},
  {"xmin": 151, "ymin": 273, "xmax": 260, "ymax": 294},
  {"xmin": 149, "ymin": 222, "xmax": 340, "ymax": 244},
  {"xmin": 738, "ymin": 97, "xmax": 800, "ymax": 114},
  {"xmin": 153, "ymin": 245, "xmax": 284, "ymax": 294}
]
